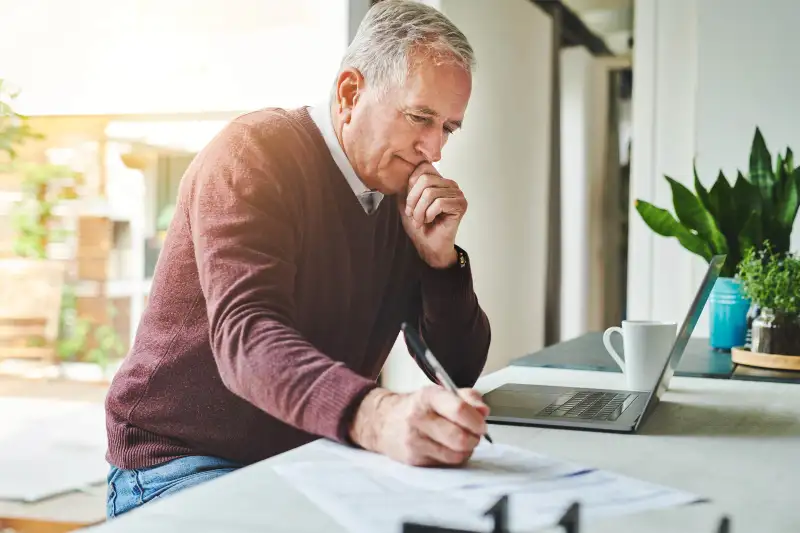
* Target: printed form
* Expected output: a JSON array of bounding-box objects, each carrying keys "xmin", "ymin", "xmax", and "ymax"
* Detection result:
[{"xmin": 272, "ymin": 440, "xmax": 701, "ymax": 532}]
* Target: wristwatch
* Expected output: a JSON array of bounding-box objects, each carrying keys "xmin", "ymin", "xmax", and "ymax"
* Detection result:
[{"xmin": 454, "ymin": 245, "xmax": 468, "ymax": 269}]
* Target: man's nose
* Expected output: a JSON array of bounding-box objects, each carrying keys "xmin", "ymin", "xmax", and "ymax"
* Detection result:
[{"xmin": 416, "ymin": 129, "xmax": 443, "ymax": 163}]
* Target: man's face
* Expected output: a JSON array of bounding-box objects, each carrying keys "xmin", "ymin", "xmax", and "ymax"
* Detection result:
[{"xmin": 336, "ymin": 53, "xmax": 472, "ymax": 196}]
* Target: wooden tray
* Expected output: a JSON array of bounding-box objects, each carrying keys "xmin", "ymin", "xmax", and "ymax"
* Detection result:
[{"xmin": 732, "ymin": 347, "xmax": 800, "ymax": 371}]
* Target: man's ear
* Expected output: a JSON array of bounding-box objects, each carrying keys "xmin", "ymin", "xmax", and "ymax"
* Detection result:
[{"xmin": 335, "ymin": 67, "xmax": 364, "ymax": 122}]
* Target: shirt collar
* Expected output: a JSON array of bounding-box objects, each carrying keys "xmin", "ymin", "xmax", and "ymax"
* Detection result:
[{"xmin": 307, "ymin": 101, "xmax": 384, "ymax": 214}]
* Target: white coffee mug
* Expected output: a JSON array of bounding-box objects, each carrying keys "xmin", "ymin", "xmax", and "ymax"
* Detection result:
[{"xmin": 602, "ymin": 320, "xmax": 677, "ymax": 390}]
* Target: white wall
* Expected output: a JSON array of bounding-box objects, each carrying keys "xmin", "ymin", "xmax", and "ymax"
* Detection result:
[
  {"xmin": 381, "ymin": 0, "xmax": 554, "ymax": 391},
  {"xmin": 628, "ymin": 0, "xmax": 800, "ymax": 337},
  {"xmin": 627, "ymin": 0, "xmax": 706, "ymax": 333},
  {"xmin": 694, "ymin": 0, "xmax": 800, "ymax": 252},
  {"xmin": 348, "ymin": 0, "xmax": 373, "ymax": 43},
  {"xmin": 559, "ymin": 47, "xmax": 612, "ymax": 341},
  {"xmin": 0, "ymin": 0, "xmax": 347, "ymax": 115}
]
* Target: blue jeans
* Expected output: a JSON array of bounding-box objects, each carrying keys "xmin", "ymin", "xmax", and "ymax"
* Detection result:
[{"xmin": 106, "ymin": 455, "xmax": 241, "ymax": 519}]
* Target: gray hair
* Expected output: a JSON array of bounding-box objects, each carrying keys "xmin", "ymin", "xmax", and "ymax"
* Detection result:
[{"xmin": 340, "ymin": 0, "xmax": 475, "ymax": 94}]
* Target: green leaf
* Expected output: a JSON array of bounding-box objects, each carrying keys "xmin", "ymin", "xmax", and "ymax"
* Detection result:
[
  {"xmin": 774, "ymin": 151, "xmax": 793, "ymax": 205},
  {"xmin": 795, "ymin": 165, "xmax": 800, "ymax": 198},
  {"xmin": 635, "ymin": 199, "xmax": 713, "ymax": 261},
  {"xmin": 786, "ymin": 147, "xmax": 794, "ymax": 173},
  {"xmin": 665, "ymin": 176, "xmax": 728, "ymax": 254},
  {"xmin": 776, "ymin": 170, "xmax": 799, "ymax": 230},
  {"xmin": 733, "ymin": 170, "xmax": 760, "ymax": 211},
  {"xmin": 707, "ymin": 171, "xmax": 733, "ymax": 216},
  {"xmin": 749, "ymin": 127, "xmax": 776, "ymax": 206},
  {"xmin": 706, "ymin": 171, "xmax": 737, "ymax": 245},
  {"xmin": 730, "ymin": 171, "xmax": 761, "ymax": 238},
  {"xmin": 694, "ymin": 161, "xmax": 712, "ymax": 213},
  {"xmin": 738, "ymin": 211, "xmax": 763, "ymax": 256}
]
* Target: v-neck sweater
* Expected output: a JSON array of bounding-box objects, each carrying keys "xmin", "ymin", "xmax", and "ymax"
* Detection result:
[{"xmin": 104, "ymin": 107, "xmax": 491, "ymax": 469}]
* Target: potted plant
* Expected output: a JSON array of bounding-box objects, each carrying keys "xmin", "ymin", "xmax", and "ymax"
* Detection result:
[
  {"xmin": 737, "ymin": 243, "xmax": 800, "ymax": 356},
  {"xmin": 635, "ymin": 127, "xmax": 800, "ymax": 350}
]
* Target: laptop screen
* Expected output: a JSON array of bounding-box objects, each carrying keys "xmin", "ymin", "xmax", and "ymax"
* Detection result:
[{"xmin": 637, "ymin": 254, "xmax": 726, "ymax": 423}]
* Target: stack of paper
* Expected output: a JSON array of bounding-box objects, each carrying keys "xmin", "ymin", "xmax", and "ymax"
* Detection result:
[{"xmin": 273, "ymin": 440, "xmax": 701, "ymax": 532}]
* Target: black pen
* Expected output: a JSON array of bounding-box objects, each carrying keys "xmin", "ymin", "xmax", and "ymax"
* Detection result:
[{"xmin": 401, "ymin": 322, "xmax": 494, "ymax": 444}]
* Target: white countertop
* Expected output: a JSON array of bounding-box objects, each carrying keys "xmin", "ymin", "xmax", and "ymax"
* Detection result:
[{"xmin": 82, "ymin": 366, "xmax": 800, "ymax": 533}]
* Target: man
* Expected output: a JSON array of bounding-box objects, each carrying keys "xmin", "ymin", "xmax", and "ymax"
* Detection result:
[{"xmin": 104, "ymin": 0, "xmax": 491, "ymax": 518}]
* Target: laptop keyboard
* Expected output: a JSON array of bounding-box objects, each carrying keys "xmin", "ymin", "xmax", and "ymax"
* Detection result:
[{"xmin": 538, "ymin": 391, "xmax": 637, "ymax": 421}]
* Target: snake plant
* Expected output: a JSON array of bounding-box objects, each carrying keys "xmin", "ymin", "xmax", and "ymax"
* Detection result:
[{"xmin": 635, "ymin": 127, "xmax": 800, "ymax": 278}]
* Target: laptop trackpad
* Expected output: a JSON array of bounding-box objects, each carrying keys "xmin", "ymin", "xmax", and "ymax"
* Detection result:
[
  {"xmin": 483, "ymin": 385, "xmax": 565, "ymax": 413},
  {"xmin": 484, "ymin": 384, "xmax": 637, "ymax": 422}
]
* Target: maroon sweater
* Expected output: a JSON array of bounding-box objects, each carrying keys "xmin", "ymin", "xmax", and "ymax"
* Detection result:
[{"xmin": 104, "ymin": 107, "xmax": 491, "ymax": 469}]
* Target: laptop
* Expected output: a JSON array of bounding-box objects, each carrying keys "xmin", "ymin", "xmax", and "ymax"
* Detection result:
[{"xmin": 482, "ymin": 254, "xmax": 726, "ymax": 433}]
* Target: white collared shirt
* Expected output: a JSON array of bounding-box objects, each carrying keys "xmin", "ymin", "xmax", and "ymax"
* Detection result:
[{"xmin": 307, "ymin": 102, "xmax": 384, "ymax": 215}]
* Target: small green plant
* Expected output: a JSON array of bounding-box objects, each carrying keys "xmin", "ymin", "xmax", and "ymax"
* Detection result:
[
  {"xmin": 86, "ymin": 304, "xmax": 126, "ymax": 369},
  {"xmin": 10, "ymin": 162, "xmax": 80, "ymax": 258},
  {"xmin": 2, "ymin": 79, "xmax": 81, "ymax": 259},
  {"xmin": 737, "ymin": 242, "xmax": 800, "ymax": 316},
  {"xmin": 56, "ymin": 284, "xmax": 90, "ymax": 361},
  {"xmin": 635, "ymin": 127, "xmax": 800, "ymax": 277},
  {"xmin": 57, "ymin": 295, "xmax": 126, "ymax": 369},
  {"xmin": 0, "ymin": 79, "xmax": 42, "ymax": 162}
]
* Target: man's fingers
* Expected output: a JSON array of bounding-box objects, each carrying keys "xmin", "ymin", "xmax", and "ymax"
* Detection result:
[
  {"xmin": 458, "ymin": 388, "xmax": 491, "ymax": 417},
  {"xmin": 424, "ymin": 198, "xmax": 445, "ymax": 224},
  {"xmin": 425, "ymin": 387, "xmax": 487, "ymax": 438},
  {"xmin": 412, "ymin": 422, "xmax": 477, "ymax": 466},
  {"xmin": 397, "ymin": 387, "xmax": 485, "ymax": 467},
  {"xmin": 413, "ymin": 432, "xmax": 473, "ymax": 466},
  {"xmin": 408, "ymin": 162, "xmax": 439, "ymax": 188},
  {"xmin": 411, "ymin": 186, "xmax": 464, "ymax": 225},
  {"xmin": 418, "ymin": 410, "xmax": 480, "ymax": 454},
  {"xmin": 405, "ymin": 172, "xmax": 448, "ymax": 217},
  {"xmin": 423, "ymin": 197, "xmax": 466, "ymax": 224},
  {"xmin": 405, "ymin": 171, "xmax": 434, "ymax": 215},
  {"xmin": 412, "ymin": 187, "xmax": 448, "ymax": 224}
]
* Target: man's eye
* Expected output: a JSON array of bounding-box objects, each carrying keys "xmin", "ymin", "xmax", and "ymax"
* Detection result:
[{"xmin": 408, "ymin": 114, "xmax": 428, "ymax": 124}]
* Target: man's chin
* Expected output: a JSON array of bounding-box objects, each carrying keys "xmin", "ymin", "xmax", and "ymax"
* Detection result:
[
  {"xmin": 375, "ymin": 170, "xmax": 412, "ymax": 196},
  {"xmin": 375, "ymin": 180, "xmax": 406, "ymax": 197}
]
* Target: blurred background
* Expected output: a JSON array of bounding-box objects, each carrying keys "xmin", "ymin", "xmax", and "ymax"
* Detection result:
[
  {"xmin": 1, "ymin": 0, "xmax": 799, "ymax": 529},
  {"xmin": 0, "ymin": 0, "xmax": 635, "ymax": 387}
]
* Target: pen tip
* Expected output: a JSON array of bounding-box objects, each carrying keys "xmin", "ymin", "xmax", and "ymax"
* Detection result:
[{"xmin": 485, "ymin": 434, "xmax": 493, "ymax": 444}]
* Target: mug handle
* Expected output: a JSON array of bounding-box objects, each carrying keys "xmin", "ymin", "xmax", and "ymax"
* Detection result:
[{"xmin": 602, "ymin": 326, "xmax": 626, "ymax": 371}]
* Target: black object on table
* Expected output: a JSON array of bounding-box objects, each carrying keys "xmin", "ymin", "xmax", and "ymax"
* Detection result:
[
  {"xmin": 511, "ymin": 332, "xmax": 735, "ymax": 379},
  {"xmin": 401, "ymin": 496, "xmax": 730, "ymax": 532}
]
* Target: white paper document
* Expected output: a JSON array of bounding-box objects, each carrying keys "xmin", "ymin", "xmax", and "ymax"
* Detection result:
[
  {"xmin": 273, "ymin": 440, "xmax": 702, "ymax": 532},
  {"xmin": 316, "ymin": 439, "xmax": 588, "ymax": 491}
]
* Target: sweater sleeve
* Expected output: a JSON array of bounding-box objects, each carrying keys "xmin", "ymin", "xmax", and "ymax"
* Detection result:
[
  {"xmin": 188, "ymin": 120, "xmax": 378, "ymax": 444},
  {"xmin": 405, "ymin": 246, "xmax": 491, "ymax": 387}
]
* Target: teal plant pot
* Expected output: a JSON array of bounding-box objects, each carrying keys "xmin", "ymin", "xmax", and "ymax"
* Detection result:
[{"xmin": 709, "ymin": 277, "xmax": 750, "ymax": 351}]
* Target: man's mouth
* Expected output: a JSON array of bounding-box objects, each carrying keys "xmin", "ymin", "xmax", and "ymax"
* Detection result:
[{"xmin": 396, "ymin": 155, "xmax": 422, "ymax": 169}]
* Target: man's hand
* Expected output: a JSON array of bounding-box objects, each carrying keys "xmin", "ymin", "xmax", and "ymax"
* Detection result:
[
  {"xmin": 399, "ymin": 162, "xmax": 467, "ymax": 269},
  {"xmin": 348, "ymin": 386, "xmax": 490, "ymax": 466}
]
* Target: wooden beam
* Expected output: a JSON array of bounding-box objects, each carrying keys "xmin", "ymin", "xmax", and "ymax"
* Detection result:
[
  {"xmin": 531, "ymin": 0, "xmax": 614, "ymax": 56},
  {"xmin": 561, "ymin": 0, "xmax": 632, "ymax": 11}
]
